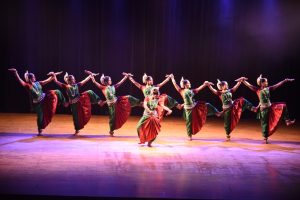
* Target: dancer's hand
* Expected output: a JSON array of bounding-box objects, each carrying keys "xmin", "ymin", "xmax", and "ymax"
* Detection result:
[
  {"xmin": 285, "ymin": 78, "xmax": 295, "ymax": 82},
  {"xmin": 204, "ymin": 81, "xmax": 214, "ymax": 86},
  {"xmin": 122, "ymin": 72, "xmax": 133, "ymax": 77},
  {"xmin": 84, "ymin": 70, "xmax": 92, "ymax": 75},
  {"xmin": 55, "ymin": 71, "xmax": 63, "ymax": 75},
  {"xmin": 235, "ymin": 77, "xmax": 248, "ymax": 82},
  {"xmin": 85, "ymin": 70, "xmax": 99, "ymax": 76},
  {"xmin": 47, "ymin": 71, "xmax": 63, "ymax": 76},
  {"xmin": 166, "ymin": 110, "xmax": 172, "ymax": 116},
  {"xmin": 8, "ymin": 68, "xmax": 17, "ymax": 73},
  {"xmin": 165, "ymin": 74, "xmax": 172, "ymax": 78}
]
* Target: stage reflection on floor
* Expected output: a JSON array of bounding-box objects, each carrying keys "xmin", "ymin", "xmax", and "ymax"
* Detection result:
[{"xmin": 0, "ymin": 113, "xmax": 299, "ymax": 199}]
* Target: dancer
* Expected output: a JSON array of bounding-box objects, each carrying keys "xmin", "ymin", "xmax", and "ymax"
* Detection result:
[
  {"xmin": 50, "ymin": 71, "xmax": 105, "ymax": 135},
  {"xmin": 87, "ymin": 71, "xmax": 141, "ymax": 136},
  {"xmin": 170, "ymin": 74, "xmax": 222, "ymax": 140},
  {"xmin": 8, "ymin": 68, "xmax": 67, "ymax": 136},
  {"xmin": 128, "ymin": 73, "xmax": 182, "ymax": 119},
  {"xmin": 242, "ymin": 75, "xmax": 295, "ymax": 144},
  {"xmin": 137, "ymin": 87, "xmax": 172, "ymax": 147},
  {"xmin": 206, "ymin": 77, "xmax": 257, "ymax": 141}
]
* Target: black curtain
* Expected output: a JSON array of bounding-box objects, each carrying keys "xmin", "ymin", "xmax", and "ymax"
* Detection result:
[{"xmin": 1, "ymin": 0, "xmax": 299, "ymax": 117}]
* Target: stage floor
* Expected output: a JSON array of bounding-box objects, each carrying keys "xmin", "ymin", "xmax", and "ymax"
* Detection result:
[{"xmin": 0, "ymin": 113, "xmax": 299, "ymax": 199}]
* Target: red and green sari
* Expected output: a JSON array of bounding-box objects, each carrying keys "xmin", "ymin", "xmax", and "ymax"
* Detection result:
[
  {"xmin": 141, "ymin": 85, "xmax": 179, "ymax": 120},
  {"xmin": 218, "ymin": 90, "xmax": 255, "ymax": 136},
  {"xmin": 27, "ymin": 82, "xmax": 66, "ymax": 130},
  {"xmin": 103, "ymin": 86, "xmax": 141, "ymax": 132},
  {"xmin": 256, "ymin": 88, "xmax": 290, "ymax": 138},
  {"xmin": 181, "ymin": 89, "xmax": 219, "ymax": 137},
  {"xmin": 137, "ymin": 97, "xmax": 161, "ymax": 144},
  {"xmin": 64, "ymin": 84, "xmax": 101, "ymax": 131}
]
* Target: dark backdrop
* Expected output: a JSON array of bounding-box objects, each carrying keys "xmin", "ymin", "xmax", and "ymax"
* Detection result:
[{"xmin": 1, "ymin": 0, "xmax": 299, "ymax": 118}]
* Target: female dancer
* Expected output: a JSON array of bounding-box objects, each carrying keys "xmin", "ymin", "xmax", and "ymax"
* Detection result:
[
  {"xmin": 87, "ymin": 71, "xmax": 141, "ymax": 136},
  {"xmin": 206, "ymin": 77, "xmax": 258, "ymax": 141},
  {"xmin": 170, "ymin": 74, "xmax": 222, "ymax": 140},
  {"xmin": 128, "ymin": 73, "xmax": 182, "ymax": 119},
  {"xmin": 51, "ymin": 71, "xmax": 105, "ymax": 135},
  {"xmin": 242, "ymin": 75, "xmax": 295, "ymax": 143},
  {"xmin": 137, "ymin": 87, "xmax": 172, "ymax": 147},
  {"xmin": 8, "ymin": 68, "xmax": 67, "ymax": 136}
]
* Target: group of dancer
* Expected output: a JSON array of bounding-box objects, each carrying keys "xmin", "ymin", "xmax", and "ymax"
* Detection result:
[{"xmin": 8, "ymin": 68, "xmax": 295, "ymax": 146}]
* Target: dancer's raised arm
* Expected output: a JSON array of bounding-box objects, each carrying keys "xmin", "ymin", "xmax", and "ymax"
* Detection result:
[
  {"xmin": 128, "ymin": 75, "xmax": 143, "ymax": 89},
  {"xmin": 48, "ymin": 72, "xmax": 65, "ymax": 88},
  {"xmin": 90, "ymin": 75, "xmax": 106, "ymax": 90},
  {"xmin": 242, "ymin": 79, "xmax": 258, "ymax": 92},
  {"xmin": 269, "ymin": 78, "xmax": 295, "ymax": 91},
  {"xmin": 39, "ymin": 76, "xmax": 52, "ymax": 86},
  {"xmin": 170, "ymin": 74, "xmax": 181, "ymax": 93},
  {"xmin": 84, "ymin": 70, "xmax": 105, "ymax": 90},
  {"xmin": 78, "ymin": 75, "xmax": 92, "ymax": 86},
  {"xmin": 114, "ymin": 72, "xmax": 129, "ymax": 89},
  {"xmin": 206, "ymin": 82, "xmax": 219, "ymax": 95},
  {"xmin": 40, "ymin": 71, "xmax": 61, "ymax": 86},
  {"xmin": 193, "ymin": 81, "xmax": 209, "ymax": 94},
  {"xmin": 230, "ymin": 77, "xmax": 246, "ymax": 93},
  {"xmin": 8, "ymin": 68, "xmax": 27, "ymax": 87},
  {"xmin": 156, "ymin": 75, "xmax": 171, "ymax": 88}
]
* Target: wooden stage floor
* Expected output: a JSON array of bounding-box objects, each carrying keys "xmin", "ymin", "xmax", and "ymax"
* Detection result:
[{"xmin": 0, "ymin": 113, "xmax": 299, "ymax": 199}]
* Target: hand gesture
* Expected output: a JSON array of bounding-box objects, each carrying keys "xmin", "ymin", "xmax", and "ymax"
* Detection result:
[
  {"xmin": 235, "ymin": 77, "xmax": 248, "ymax": 82},
  {"xmin": 204, "ymin": 81, "xmax": 214, "ymax": 86},
  {"xmin": 122, "ymin": 72, "xmax": 133, "ymax": 77},
  {"xmin": 47, "ymin": 71, "xmax": 63, "ymax": 76},
  {"xmin": 285, "ymin": 78, "xmax": 295, "ymax": 82},
  {"xmin": 166, "ymin": 110, "xmax": 172, "ymax": 116},
  {"xmin": 8, "ymin": 68, "xmax": 17, "ymax": 73},
  {"xmin": 85, "ymin": 70, "xmax": 99, "ymax": 76}
]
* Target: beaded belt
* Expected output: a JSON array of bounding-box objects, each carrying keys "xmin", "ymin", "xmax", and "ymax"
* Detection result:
[
  {"xmin": 222, "ymin": 103, "xmax": 233, "ymax": 110},
  {"xmin": 260, "ymin": 102, "xmax": 271, "ymax": 108},
  {"xmin": 184, "ymin": 103, "xmax": 195, "ymax": 110},
  {"xmin": 69, "ymin": 96, "xmax": 80, "ymax": 104},
  {"xmin": 107, "ymin": 98, "xmax": 117, "ymax": 106},
  {"xmin": 32, "ymin": 93, "xmax": 45, "ymax": 104},
  {"xmin": 143, "ymin": 110, "xmax": 158, "ymax": 117}
]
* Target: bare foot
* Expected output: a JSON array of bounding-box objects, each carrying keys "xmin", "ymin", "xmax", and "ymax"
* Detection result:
[
  {"xmin": 109, "ymin": 131, "xmax": 114, "ymax": 137},
  {"xmin": 225, "ymin": 135, "xmax": 231, "ymax": 142},
  {"xmin": 264, "ymin": 138, "xmax": 268, "ymax": 144},
  {"xmin": 74, "ymin": 130, "xmax": 79, "ymax": 136},
  {"xmin": 188, "ymin": 136, "xmax": 192, "ymax": 141},
  {"xmin": 37, "ymin": 129, "xmax": 43, "ymax": 136},
  {"xmin": 147, "ymin": 142, "xmax": 152, "ymax": 147}
]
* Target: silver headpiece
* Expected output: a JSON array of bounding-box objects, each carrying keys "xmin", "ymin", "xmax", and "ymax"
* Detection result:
[{"xmin": 24, "ymin": 70, "xmax": 29, "ymax": 82}]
